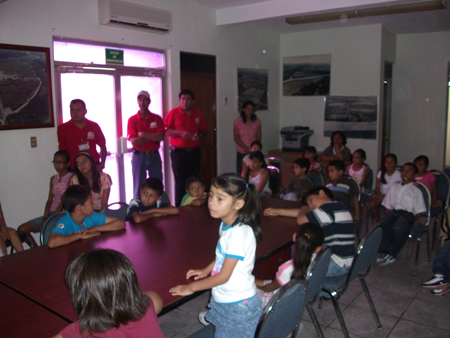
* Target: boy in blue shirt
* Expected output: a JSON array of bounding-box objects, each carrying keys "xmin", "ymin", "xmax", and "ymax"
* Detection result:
[{"xmin": 48, "ymin": 185, "xmax": 125, "ymax": 248}]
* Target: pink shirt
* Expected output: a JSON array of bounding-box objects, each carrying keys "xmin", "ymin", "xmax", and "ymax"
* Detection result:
[
  {"xmin": 70, "ymin": 172, "xmax": 112, "ymax": 210},
  {"xmin": 50, "ymin": 173, "xmax": 72, "ymax": 212},
  {"xmin": 414, "ymin": 172, "xmax": 435, "ymax": 192},
  {"xmin": 234, "ymin": 117, "xmax": 261, "ymax": 154}
]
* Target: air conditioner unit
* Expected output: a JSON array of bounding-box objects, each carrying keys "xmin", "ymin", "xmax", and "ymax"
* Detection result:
[{"xmin": 98, "ymin": 0, "xmax": 172, "ymax": 34}]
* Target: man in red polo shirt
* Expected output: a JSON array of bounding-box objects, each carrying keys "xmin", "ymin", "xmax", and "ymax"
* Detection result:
[
  {"xmin": 127, "ymin": 90, "xmax": 165, "ymax": 198},
  {"xmin": 57, "ymin": 99, "xmax": 107, "ymax": 170},
  {"xmin": 164, "ymin": 90, "xmax": 208, "ymax": 206}
]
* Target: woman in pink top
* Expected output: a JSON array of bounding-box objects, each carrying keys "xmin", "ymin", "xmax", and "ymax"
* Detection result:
[{"xmin": 234, "ymin": 101, "xmax": 261, "ymax": 175}]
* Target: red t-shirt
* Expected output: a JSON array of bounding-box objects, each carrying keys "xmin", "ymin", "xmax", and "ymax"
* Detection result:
[
  {"xmin": 57, "ymin": 119, "xmax": 106, "ymax": 167},
  {"xmin": 164, "ymin": 107, "xmax": 208, "ymax": 148},
  {"xmin": 60, "ymin": 302, "xmax": 164, "ymax": 338},
  {"xmin": 127, "ymin": 111, "xmax": 165, "ymax": 151}
]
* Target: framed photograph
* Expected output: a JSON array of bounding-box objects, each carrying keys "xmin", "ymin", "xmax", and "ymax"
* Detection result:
[
  {"xmin": 0, "ymin": 43, "xmax": 54, "ymax": 130},
  {"xmin": 238, "ymin": 68, "xmax": 268, "ymax": 111}
]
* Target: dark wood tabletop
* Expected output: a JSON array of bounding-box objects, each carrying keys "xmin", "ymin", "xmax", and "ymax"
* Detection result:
[{"xmin": 0, "ymin": 197, "xmax": 300, "ymax": 324}]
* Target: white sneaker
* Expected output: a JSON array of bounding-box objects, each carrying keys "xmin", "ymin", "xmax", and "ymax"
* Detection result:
[
  {"xmin": 377, "ymin": 254, "xmax": 395, "ymax": 266},
  {"xmin": 198, "ymin": 311, "xmax": 210, "ymax": 326}
]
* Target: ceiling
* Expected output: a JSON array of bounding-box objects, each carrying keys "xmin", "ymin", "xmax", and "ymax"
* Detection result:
[{"xmin": 192, "ymin": 0, "xmax": 450, "ymax": 34}]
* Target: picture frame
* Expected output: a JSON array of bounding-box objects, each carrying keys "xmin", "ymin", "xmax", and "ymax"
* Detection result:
[{"xmin": 0, "ymin": 43, "xmax": 54, "ymax": 130}]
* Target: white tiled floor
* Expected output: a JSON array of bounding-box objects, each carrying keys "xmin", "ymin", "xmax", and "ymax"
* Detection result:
[{"xmin": 158, "ymin": 228, "xmax": 450, "ymax": 338}]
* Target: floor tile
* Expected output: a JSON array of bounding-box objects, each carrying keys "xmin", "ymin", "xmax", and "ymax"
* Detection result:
[
  {"xmin": 402, "ymin": 298, "xmax": 450, "ymax": 331},
  {"xmin": 388, "ymin": 319, "xmax": 450, "ymax": 338},
  {"xmin": 159, "ymin": 308, "xmax": 200, "ymax": 338}
]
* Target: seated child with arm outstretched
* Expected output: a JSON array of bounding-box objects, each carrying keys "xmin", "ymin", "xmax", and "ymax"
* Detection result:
[
  {"xmin": 256, "ymin": 223, "xmax": 324, "ymax": 307},
  {"xmin": 283, "ymin": 158, "xmax": 314, "ymax": 202},
  {"xmin": 18, "ymin": 150, "xmax": 72, "ymax": 236},
  {"xmin": 52, "ymin": 249, "xmax": 164, "ymax": 338},
  {"xmin": 126, "ymin": 177, "xmax": 178, "ymax": 223},
  {"xmin": 181, "ymin": 175, "xmax": 208, "ymax": 206},
  {"xmin": 48, "ymin": 185, "xmax": 125, "ymax": 248},
  {"xmin": 0, "ymin": 202, "xmax": 23, "ymax": 255}
]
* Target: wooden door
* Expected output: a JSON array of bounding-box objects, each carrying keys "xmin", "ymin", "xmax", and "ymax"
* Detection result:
[{"xmin": 181, "ymin": 68, "xmax": 217, "ymax": 187}]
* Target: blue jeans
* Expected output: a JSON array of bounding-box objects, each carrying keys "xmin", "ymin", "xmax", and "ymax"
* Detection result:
[
  {"xmin": 433, "ymin": 240, "xmax": 450, "ymax": 281},
  {"xmin": 131, "ymin": 152, "xmax": 162, "ymax": 198},
  {"xmin": 326, "ymin": 258, "xmax": 350, "ymax": 277},
  {"xmin": 378, "ymin": 209, "xmax": 415, "ymax": 258}
]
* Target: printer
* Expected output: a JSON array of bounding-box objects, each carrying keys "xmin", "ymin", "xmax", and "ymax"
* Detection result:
[{"xmin": 280, "ymin": 126, "xmax": 314, "ymax": 152}]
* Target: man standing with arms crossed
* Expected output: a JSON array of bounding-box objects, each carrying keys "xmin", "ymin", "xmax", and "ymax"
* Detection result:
[
  {"xmin": 127, "ymin": 90, "xmax": 165, "ymax": 199},
  {"xmin": 58, "ymin": 99, "xmax": 107, "ymax": 171},
  {"xmin": 164, "ymin": 90, "xmax": 208, "ymax": 206}
]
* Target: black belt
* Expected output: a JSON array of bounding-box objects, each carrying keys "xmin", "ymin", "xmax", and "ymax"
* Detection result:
[
  {"xmin": 170, "ymin": 146, "xmax": 199, "ymax": 153},
  {"xmin": 132, "ymin": 149, "xmax": 159, "ymax": 155}
]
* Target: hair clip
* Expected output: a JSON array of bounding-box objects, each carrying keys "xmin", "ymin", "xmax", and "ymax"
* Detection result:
[
  {"xmin": 246, "ymin": 183, "xmax": 249, "ymax": 189},
  {"xmin": 304, "ymin": 233, "xmax": 310, "ymax": 239}
]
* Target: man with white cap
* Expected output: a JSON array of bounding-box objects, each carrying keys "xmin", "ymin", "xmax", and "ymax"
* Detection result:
[{"xmin": 127, "ymin": 90, "xmax": 165, "ymax": 198}]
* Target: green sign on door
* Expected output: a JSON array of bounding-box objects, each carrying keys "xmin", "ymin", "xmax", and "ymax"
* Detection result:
[{"xmin": 106, "ymin": 49, "xmax": 124, "ymax": 65}]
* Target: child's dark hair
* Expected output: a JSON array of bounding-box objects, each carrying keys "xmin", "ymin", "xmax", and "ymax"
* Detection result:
[
  {"xmin": 303, "ymin": 186, "xmax": 334, "ymax": 206},
  {"xmin": 328, "ymin": 160, "xmax": 345, "ymax": 173},
  {"xmin": 62, "ymin": 185, "xmax": 91, "ymax": 213},
  {"xmin": 291, "ymin": 223, "xmax": 325, "ymax": 280},
  {"xmin": 74, "ymin": 152, "xmax": 102, "ymax": 193},
  {"xmin": 304, "ymin": 146, "xmax": 318, "ymax": 161},
  {"xmin": 414, "ymin": 155, "xmax": 429, "ymax": 167},
  {"xmin": 330, "ymin": 131, "xmax": 347, "ymax": 146},
  {"xmin": 353, "ymin": 148, "xmax": 366, "ymax": 160},
  {"xmin": 293, "ymin": 158, "xmax": 310, "ymax": 170},
  {"xmin": 65, "ymin": 249, "xmax": 150, "ymax": 337},
  {"xmin": 240, "ymin": 100, "xmax": 257, "ymax": 123},
  {"xmin": 403, "ymin": 162, "xmax": 419, "ymax": 174},
  {"xmin": 246, "ymin": 151, "xmax": 268, "ymax": 182},
  {"xmin": 380, "ymin": 153, "xmax": 398, "ymax": 184},
  {"xmin": 185, "ymin": 175, "xmax": 205, "ymax": 190},
  {"xmin": 54, "ymin": 150, "xmax": 70, "ymax": 164},
  {"xmin": 140, "ymin": 177, "xmax": 164, "ymax": 196},
  {"xmin": 250, "ymin": 140, "xmax": 262, "ymax": 149},
  {"xmin": 211, "ymin": 174, "xmax": 262, "ymax": 241}
]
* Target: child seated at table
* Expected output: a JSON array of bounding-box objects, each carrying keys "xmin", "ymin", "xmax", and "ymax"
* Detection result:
[
  {"xmin": 0, "ymin": 202, "xmax": 23, "ymax": 255},
  {"xmin": 52, "ymin": 249, "xmax": 164, "ymax": 338},
  {"xmin": 181, "ymin": 175, "xmax": 208, "ymax": 206},
  {"xmin": 283, "ymin": 158, "xmax": 314, "ymax": 202},
  {"xmin": 48, "ymin": 185, "xmax": 125, "ymax": 248},
  {"xmin": 304, "ymin": 146, "xmax": 323, "ymax": 173},
  {"xmin": 126, "ymin": 177, "xmax": 178, "ymax": 223},
  {"xmin": 255, "ymin": 222, "xmax": 324, "ymax": 307}
]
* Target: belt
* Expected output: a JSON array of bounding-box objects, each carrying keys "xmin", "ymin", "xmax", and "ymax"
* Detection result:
[
  {"xmin": 170, "ymin": 146, "xmax": 199, "ymax": 153},
  {"xmin": 132, "ymin": 149, "xmax": 159, "ymax": 155}
]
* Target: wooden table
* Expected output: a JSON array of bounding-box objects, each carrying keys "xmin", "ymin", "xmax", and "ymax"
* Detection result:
[{"xmin": 0, "ymin": 198, "xmax": 299, "ymax": 328}]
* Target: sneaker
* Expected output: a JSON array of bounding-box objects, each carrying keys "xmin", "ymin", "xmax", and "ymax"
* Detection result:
[
  {"xmin": 422, "ymin": 275, "xmax": 446, "ymax": 289},
  {"xmin": 431, "ymin": 284, "xmax": 450, "ymax": 296},
  {"xmin": 198, "ymin": 311, "xmax": 210, "ymax": 326},
  {"xmin": 377, "ymin": 254, "xmax": 396, "ymax": 266}
]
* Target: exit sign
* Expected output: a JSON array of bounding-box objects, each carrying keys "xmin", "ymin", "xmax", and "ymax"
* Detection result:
[{"xmin": 106, "ymin": 49, "xmax": 123, "ymax": 65}]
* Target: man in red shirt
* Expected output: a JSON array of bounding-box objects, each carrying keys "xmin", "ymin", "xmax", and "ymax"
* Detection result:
[
  {"xmin": 127, "ymin": 90, "xmax": 165, "ymax": 198},
  {"xmin": 57, "ymin": 99, "xmax": 107, "ymax": 170},
  {"xmin": 164, "ymin": 90, "xmax": 208, "ymax": 206}
]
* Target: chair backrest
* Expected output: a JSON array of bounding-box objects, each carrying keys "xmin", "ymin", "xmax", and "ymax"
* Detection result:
[
  {"xmin": 307, "ymin": 170, "xmax": 324, "ymax": 186},
  {"xmin": 161, "ymin": 191, "xmax": 171, "ymax": 206},
  {"xmin": 102, "ymin": 202, "xmax": 128, "ymax": 221},
  {"xmin": 346, "ymin": 226, "xmax": 383, "ymax": 285},
  {"xmin": 255, "ymin": 279, "xmax": 307, "ymax": 338},
  {"xmin": 267, "ymin": 165, "xmax": 281, "ymax": 196},
  {"xmin": 305, "ymin": 247, "xmax": 332, "ymax": 304},
  {"xmin": 431, "ymin": 170, "xmax": 450, "ymax": 208},
  {"xmin": 343, "ymin": 174, "xmax": 361, "ymax": 201},
  {"xmin": 415, "ymin": 181, "xmax": 431, "ymax": 225},
  {"xmin": 364, "ymin": 167, "xmax": 373, "ymax": 191},
  {"xmin": 40, "ymin": 212, "xmax": 66, "ymax": 245}
]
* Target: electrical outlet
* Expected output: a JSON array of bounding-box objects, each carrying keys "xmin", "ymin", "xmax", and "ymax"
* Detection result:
[{"xmin": 30, "ymin": 137, "xmax": 37, "ymax": 148}]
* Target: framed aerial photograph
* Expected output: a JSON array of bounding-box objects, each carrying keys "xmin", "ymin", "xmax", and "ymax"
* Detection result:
[
  {"xmin": 0, "ymin": 44, "xmax": 54, "ymax": 130},
  {"xmin": 283, "ymin": 54, "xmax": 331, "ymax": 96},
  {"xmin": 237, "ymin": 68, "xmax": 268, "ymax": 111},
  {"xmin": 324, "ymin": 96, "xmax": 378, "ymax": 139}
]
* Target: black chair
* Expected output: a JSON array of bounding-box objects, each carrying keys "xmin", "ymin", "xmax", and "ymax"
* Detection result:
[
  {"xmin": 161, "ymin": 192, "xmax": 171, "ymax": 206},
  {"xmin": 267, "ymin": 165, "xmax": 281, "ymax": 198},
  {"xmin": 7, "ymin": 231, "xmax": 37, "ymax": 254},
  {"xmin": 188, "ymin": 279, "xmax": 307, "ymax": 338},
  {"xmin": 305, "ymin": 247, "xmax": 332, "ymax": 338},
  {"xmin": 409, "ymin": 181, "xmax": 431, "ymax": 276},
  {"xmin": 307, "ymin": 170, "xmax": 324, "ymax": 186},
  {"xmin": 316, "ymin": 226, "xmax": 383, "ymax": 338},
  {"xmin": 430, "ymin": 170, "xmax": 450, "ymax": 251},
  {"xmin": 40, "ymin": 212, "xmax": 66, "ymax": 245},
  {"xmin": 102, "ymin": 202, "xmax": 128, "ymax": 221}
]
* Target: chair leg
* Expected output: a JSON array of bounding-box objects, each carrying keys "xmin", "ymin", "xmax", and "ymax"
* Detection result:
[
  {"xmin": 431, "ymin": 216, "xmax": 439, "ymax": 252},
  {"xmin": 359, "ymin": 277, "xmax": 382, "ymax": 328},
  {"xmin": 426, "ymin": 229, "xmax": 431, "ymax": 262},
  {"xmin": 306, "ymin": 305, "xmax": 325, "ymax": 338},
  {"xmin": 414, "ymin": 236, "xmax": 421, "ymax": 277},
  {"xmin": 329, "ymin": 294, "xmax": 350, "ymax": 338}
]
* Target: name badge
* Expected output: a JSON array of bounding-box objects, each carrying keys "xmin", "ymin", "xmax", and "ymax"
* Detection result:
[
  {"xmin": 79, "ymin": 143, "xmax": 90, "ymax": 151},
  {"xmin": 150, "ymin": 122, "xmax": 157, "ymax": 128},
  {"xmin": 195, "ymin": 118, "xmax": 200, "ymax": 124}
]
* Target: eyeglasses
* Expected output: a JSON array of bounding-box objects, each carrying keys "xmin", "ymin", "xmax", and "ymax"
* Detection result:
[{"xmin": 52, "ymin": 161, "xmax": 68, "ymax": 164}]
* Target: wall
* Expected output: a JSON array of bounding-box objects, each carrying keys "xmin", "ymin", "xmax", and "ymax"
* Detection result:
[
  {"xmin": 391, "ymin": 31, "xmax": 450, "ymax": 169},
  {"xmin": 279, "ymin": 25, "xmax": 385, "ymax": 172},
  {"xmin": 0, "ymin": 0, "xmax": 280, "ymax": 230}
]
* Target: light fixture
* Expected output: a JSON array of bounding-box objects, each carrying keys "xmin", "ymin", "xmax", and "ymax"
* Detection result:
[{"xmin": 285, "ymin": 0, "xmax": 446, "ymax": 25}]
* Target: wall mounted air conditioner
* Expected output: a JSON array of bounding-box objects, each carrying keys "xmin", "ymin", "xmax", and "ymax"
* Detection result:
[{"xmin": 98, "ymin": 0, "xmax": 172, "ymax": 34}]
